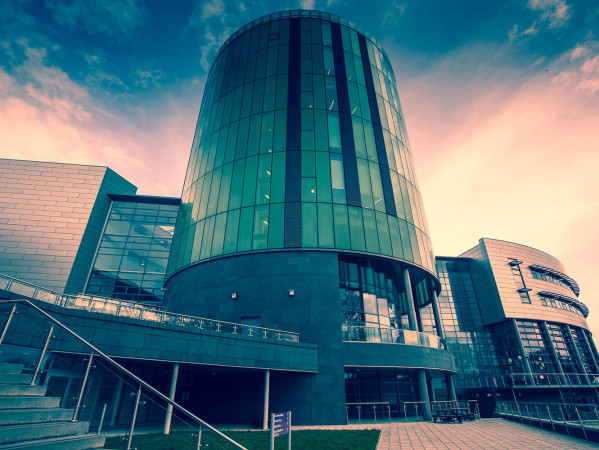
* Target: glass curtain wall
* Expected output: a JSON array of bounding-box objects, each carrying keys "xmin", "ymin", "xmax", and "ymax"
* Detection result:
[
  {"xmin": 168, "ymin": 10, "xmax": 435, "ymax": 277},
  {"xmin": 86, "ymin": 199, "xmax": 178, "ymax": 304}
]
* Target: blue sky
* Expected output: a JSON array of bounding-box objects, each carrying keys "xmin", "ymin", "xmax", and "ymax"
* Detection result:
[{"xmin": 1, "ymin": 0, "xmax": 599, "ymax": 334}]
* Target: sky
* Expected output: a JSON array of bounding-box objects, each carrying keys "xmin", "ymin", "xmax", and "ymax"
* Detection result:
[{"xmin": 1, "ymin": 0, "xmax": 598, "ymax": 335}]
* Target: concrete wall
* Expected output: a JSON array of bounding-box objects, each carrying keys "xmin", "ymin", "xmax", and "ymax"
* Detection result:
[{"xmin": 0, "ymin": 159, "xmax": 136, "ymax": 293}]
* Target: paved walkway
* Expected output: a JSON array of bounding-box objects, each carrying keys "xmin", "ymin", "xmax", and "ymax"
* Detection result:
[{"xmin": 375, "ymin": 418, "xmax": 595, "ymax": 449}]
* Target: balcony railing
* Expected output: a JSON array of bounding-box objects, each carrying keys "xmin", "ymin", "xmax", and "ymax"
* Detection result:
[
  {"xmin": 463, "ymin": 372, "xmax": 599, "ymax": 389},
  {"xmin": 342, "ymin": 324, "xmax": 445, "ymax": 350},
  {"xmin": 0, "ymin": 273, "xmax": 299, "ymax": 343}
]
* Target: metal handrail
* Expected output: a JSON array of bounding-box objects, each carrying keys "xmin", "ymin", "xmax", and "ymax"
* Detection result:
[
  {"xmin": 0, "ymin": 299, "xmax": 247, "ymax": 450},
  {"xmin": 0, "ymin": 273, "xmax": 299, "ymax": 342},
  {"xmin": 463, "ymin": 372, "xmax": 599, "ymax": 389},
  {"xmin": 341, "ymin": 324, "xmax": 445, "ymax": 350}
]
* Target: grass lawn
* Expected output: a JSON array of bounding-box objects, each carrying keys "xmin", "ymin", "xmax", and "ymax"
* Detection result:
[{"xmin": 105, "ymin": 429, "xmax": 380, "ymax": 449}]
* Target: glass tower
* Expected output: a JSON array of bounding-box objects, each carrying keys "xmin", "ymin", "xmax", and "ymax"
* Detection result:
[{"xmin": 168, "ymin": 10, "xmax": 434, "ymax": 277}]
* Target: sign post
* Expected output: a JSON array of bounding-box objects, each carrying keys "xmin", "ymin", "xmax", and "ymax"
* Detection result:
[{"xmin": 270, "ymin": 411, "xmax": 291, "ymax": 450}]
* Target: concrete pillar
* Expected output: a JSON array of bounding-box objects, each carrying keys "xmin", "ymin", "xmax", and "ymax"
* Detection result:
[
  {"xmin": 263, "ymin": 370, "xmax": 270, "ymax": 430},
  {"xmin": 512, "ymin": 319, "xmax": 536, "ymax": 386},
  {"xmin": 427, "ymin": 376, "xmax": 437, "ymax": 402},
  {"xmin": 540, "ymin": 322, "xmax": 568, "ymax": 385},
  {"xmin": 429, "ymin": 282, "xmax": 445, "ymax": 341},
  {"xmin": 445, "ymin": 373, "xmax": 457, "ymax": 401},
  {"xmin": 417, "ymin": 370, "xmax": 431, "ymax": 420},
  {"xmin": 403, "ymin": 268, "xmax": 419, "ymax": 332},
  {"xmin": 109, "ymin": 377, "xmax": 124, "ymax": 427},
  {"xmin": 164, "ymin": 363, "xmax": 180, "ymax": 435}
]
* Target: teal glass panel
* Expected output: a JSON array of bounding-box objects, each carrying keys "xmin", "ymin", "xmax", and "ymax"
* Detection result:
[
  {"xmin": 352, "ymin": 117, "xmax": 367, "ymax": 158},
  {"xmin": 376, "ymin": 211, "xmax": 392, "ymax": 256},
  {"xmin": 270, "ymin": 152, "xmax": 286, "ymax": 203},
  {"xmin": 260, "ymin": 111, "xmax": 274, "ymax": 154},
  {"xmin": 266, "ymin": 46, "xmax": 278, "ymax": 77},
  {"xmin": 328, "ymin": 112, "xmax": 342, "ymax": 152},
  {"xmin": 247, "ymin": 114, "xmax": 261, "ymax": 156},
  {"xmin": 230, "ymin": 87, "xmax": 243, "ymax": 122},
  {"xmin": 388, "ymin": 216, "xmax": 403, "ymax": 259},
  {"xmin": 323, "ymin": 47, "xmax": 335, "ymax": 76},
  {"xmin": 317, "ymin": 203, "xmax": 334, "ymax": 247},
  {"xmin": 398, "ymin": 219, "xmax": 413, "ymax": 262},
  {"xmin": 398, "ymin": 177, "xmax": 413, "ymax": 223},
  {"xmin": 301, "ymin": 178, "xmax": 316, "ymax": 202},
  {"xmin": 236, "ymin": 117, "xmax": 250, "ymax": 160},
  {"xmin": 275, "ymin": 75, "xmax": 288, "ymax": 110},
  {"xmin": 314, "ymin": 110, "xmax": 328, "ymax": 150},
  {"xmin": 217, "ymin": 163, "xmax": 233, "ymax": 213},
  {"xmin": 264, "ymin": 76, "xmax": 276, "ymax": 111},
  {"xmin": 252, "ymin": 78, "xmax": 265, "ymax": 115},
  {"xmin": 301, "ymin": 131, "xmax": 315, "ymax": 150},
  {"xmin": 357, "ymin": 84, "xmax": 370, "ymax": 121},
  {"xmin": 273, "ymin": 110, "xmax": 287, "ymax": 152},
  {"xmin": 348, "ymin": 82, "xmax": 360, "ymax": 116},
  {"xmin": 313, "ymin": 74, "xmax": 326, "ymax": 110},
  {"xmin": 206, "ymin": 167, "xmax": 222, "ymax": 217},
  {"xmin": 301, "ymin": 151, "xmax": 316, "ymax": 177},
  {"xmin": 348, "ymin": 206, "xmax": 366, "ymax": 251},
  {"xmin": 256, "ymin": 154, "xmax": 272, "ymax": 205},
  {"xmin": 268, "ymin": 203, "xmax": 284, "ymax": 248},
  {"xmin": 190, "ymin": 221, "xmax": 205, "ymax": 262},
  {"xmin": 312, "ymin": 43, "xmax": 324, "ymax": 73},
  {"xmin": 325, "ymin": 76, "xmax": 337, "ymax": 110},
  {"xmin": 223, "ymin": 209, "xmax": 240, "ymax": 254},
  {"xmin": 277, "ymin": 45, "xmax": 289, "ymax": 74},
  {"xmin": 333, "ymin": 204, "xmax": 350, "ymax": 249},
  {"xmin": 253, "ymin": 205, "xmax": 269, "ymax": 250},
  {"xmin": 315, "ymin": 152, "xmax": 332, "ymax": 203},
  {"xmin": 345, "ymin": 51, "xmax": 356, "ymax": 82},
  {"xmin": 211, "ymin": 213, "xmax": 227, "ymax": 257},
  {"xmin": 322, "ymin": 20, "xmax": 332, "ymax": 46},
  {"xmin": 302, "ymin": 203, "xmax": 318, "ymax": 247},
  {"xmin": 229, "ymin": 160, "xmax": 245, "ymax": 210},
  {"xmin": 200, "ymin": 216, "xmax": 215, "ymax": 260},
  {"xmin": 214, "ymin": 126, "xmax": 228, "ymax": 168},
  {"xmin": 356, "ymin": 159, "xmax": 374, "ymax": 209},
  {"xmin": 362, "ymin": 209, "xmax": 380, "ymax": 254},
  {"xmin": 224, "ymin": 121, "xmax": 238, "ymax": 164},
  {"xmin": 301, "ymin": 109, "xmax": 314, "ymax": 130},
  {"xmin": 237, "ymin": 206, "xmax": 254, "ymax": 252},
  {"xmin": 197, "ymin": 172, "xmax": 212, "ymax": 220},
  {"xmin": 241, "ymin": 156, "xmax": 258, "ymax": 207},
  {"xmin": 390, "ymin": 172, "xmax": 406, "ymax": 220},
  {"xmin": 241, "ymin": 81, "xmax": 254, "ymax": 118},
  {"xmin": 369, "ymin": 162, "xmax": 385, "ymax": 213},
  {"xmin": 408, "ymin": 223, "xmax": 421, "ymax": 266},
  {"xmin": 330, "ymin": 153, "xmax": 346, "ymax": 204},
  {"xmin": 363, "ymin": 121, "xmax": 377, "ymax": 161}
]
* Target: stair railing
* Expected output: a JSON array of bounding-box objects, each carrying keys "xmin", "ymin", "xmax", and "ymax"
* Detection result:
[{"xmin": 0, "ymin": 298, "xmax": 247, "ymax": 450}]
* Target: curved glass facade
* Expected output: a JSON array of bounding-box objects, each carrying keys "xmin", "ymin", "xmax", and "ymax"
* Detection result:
[{"xmin": 168, "ymin": 10, "xmax": 434, "ymax": 277}]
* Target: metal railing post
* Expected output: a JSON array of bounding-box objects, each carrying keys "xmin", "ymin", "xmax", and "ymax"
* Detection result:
[
  {"xmin": 72, "ymin": 354, "xmax": 94, "ymax": 421},
  {"xmin": 357, "ymin": 405, "xmax": 361, "ymax": 424},
  {"xmin": 126, "ymin": 385, "xmax": 142, "ymax": 450},
  {"xmin": 388, "ymin": 404, "xmax": 391, "ymax": 423},
  {"xmin": 404, "ymin": 404, "xmax": 407, "ymax": 422},
  {"xmin": 560, "ymin": 405, "xmax": 570, "ymax": 435},
  {"xmin": 0, "ymin": 304, "xmax": 17, "ymax": 345},
  {"xmin": 373, "ymin": 404, "xmax": 377, "ymax": 424},
  {"xmin": 31, "ymin": 324, "xmax": 53, "ymax": 385},
  {"xmin": 575, "ymin": 407, "xmax": 588, "ymax": 441},
  {"xmin": 546, "ymin": 405, "xmax": 555, "ymax": 432},
  {"xmin": 196, "ymin": 425, "xmax": 202, "ymax": 450}
]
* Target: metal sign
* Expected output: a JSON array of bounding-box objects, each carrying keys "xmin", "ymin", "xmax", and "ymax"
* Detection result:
[{"xmin": 270, "ymin": 411, "xmax": 291, "ymax": 449}]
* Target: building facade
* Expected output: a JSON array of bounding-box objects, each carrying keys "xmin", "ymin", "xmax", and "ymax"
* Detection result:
[{"xmin": 164, "ymin": 10, "xmax": 454, "ymax": 425}]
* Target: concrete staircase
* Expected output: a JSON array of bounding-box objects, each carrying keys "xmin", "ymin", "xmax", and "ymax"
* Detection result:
[{"xmin": 0, "ymin": 362, "xmax": 105, "ymax": 449}]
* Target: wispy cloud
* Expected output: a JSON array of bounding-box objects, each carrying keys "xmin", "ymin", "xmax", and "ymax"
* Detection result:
[
  {"xmin": 527, "ymin": 0, "xmax": 571, "ymax": 29},
  {"xmin": 201, "ymin": 0, "xmax": 225, "ymax": 20},
  {"xmin": 382, "ymin": 1, "xmax": 407, "ymax": 30},
  {"xmin": 48, "ymin": 0, "xmax": 143, "ymax": 40},
  {"xmin": 299, "ymin": 0, "xmax": 315, "ymax": 10},
  {"xmin": 134, "ymin": 69, "xmax": 165, "ymax": 88},
  {"xmin": 508, "ymin": 22, "xmax": 539, "ymax": 41}
]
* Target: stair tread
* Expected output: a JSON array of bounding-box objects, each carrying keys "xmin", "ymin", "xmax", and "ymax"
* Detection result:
[
  {"xmin": 0, "ymin": 433, "xmax": 104, "ymax": 449},
  {"xmin": 0, "ymin": 421, "xmax": 89, "ymax": 431}
]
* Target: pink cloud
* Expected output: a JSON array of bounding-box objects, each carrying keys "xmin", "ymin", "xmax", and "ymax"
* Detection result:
[{"xmin": 397, "ymin": 44, "xmax": 599, "ymax": 336}]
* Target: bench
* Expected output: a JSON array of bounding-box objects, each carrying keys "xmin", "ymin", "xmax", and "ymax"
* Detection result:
[{"xmin": 432, "ymin": 409, "xmax": 463, "ymax": 423}]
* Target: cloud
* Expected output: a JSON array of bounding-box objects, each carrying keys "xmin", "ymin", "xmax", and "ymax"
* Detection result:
[
  {"xmin": 552, "ymin": 42, "xmax": 599, "ymax": 94},
  {"xmin": 382, "ymin": 1, "xmax": 407, "ymax": 30},
  {"xmin": 508, "ymin": 22, "xmax": 539, "ymax": 41},
  {"xmin": 527, "ymin": 0, "xmax": 571, "ymax": 29},
  {"xmin": 134, "ymin": 69, "xmax": 165, "ymax": 88},
  {"xmin": 300, "ymin": 0, "xmax": 315, "ymax": 9},
  {"xmin": 48, "ymin": 0, "xmax": 143, "ymax": 40},
  {"xmin": 396, "ymin": 41, "xmax": 599, "ymax": 336},
  {"xmin": 201, "ymin": 0, "xmax": 225, "ymax": 20}
]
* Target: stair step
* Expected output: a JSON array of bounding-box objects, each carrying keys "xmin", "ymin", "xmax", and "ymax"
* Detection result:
[
  {"xmin": 0, "ymin": 408, "xmax": 75, "ymax": 426},
  {"xmin": 0, "ymin": 421, "xmax": 90, "ymax": 445},
  {"xmin": 0, "ymin": 396, "xmax": 60, "ymax": 409},
  {"xmin": 0, "ymin": 384, "xmax": 46, "ymax": 396},
  {"xmin": 0, "ymin": 433, "xmax": 105, "ymax": 449},
  {"xmin": 0, "ymin": 373, "xmax": 33, "ymax": 385},
  {"xmin": 0, "ymin": 364, "xmax": 24, "ymax": 375}
]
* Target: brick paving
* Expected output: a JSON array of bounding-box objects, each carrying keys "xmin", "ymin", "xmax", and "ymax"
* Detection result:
[{"xmin": 374, "ymin": 418, "xmax": 595, "ymax": 449}]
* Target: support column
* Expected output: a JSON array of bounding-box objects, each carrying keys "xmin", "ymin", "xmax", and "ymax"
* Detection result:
[
  {"xmin": 263, "ymin": 370, "xmax": 270, "ymax": 430},
  {"xmin": 417, "ymin": 370, "xmax": 431, "ymax": 420},
  {"xmin": 581, "ymin": 328, "xmax": 599, "ymax": 373},
  {"xmin": 427, "ymin": 376, "xmax": 436, "ymax": 402},
  {"xmin": 430, "ymin": 287, "xmax": 445, "ymax": 341},
  {"xmin": 540, "ymin": 322, "xmax": 568, "ymax": 385},
  {"xmin": 445, "ymin": 373, "xmax": 457, "ymax": 401},
  {"xmin": 403, "ymin": 268, "xmax": 419, "ymax": 332},
  {"xmin": 512, "ymin": 319, "xmax": 535, "ymax": 386},
  {"xmin": 164, "ymin": 363, "xmax": 180, "ymax": 435},
  {"xmin": 109, "ymin": 377, "xmax": 124, "ymax": 427},
  {"xmin": 565, "ymin": 325, "xmax": 592, "ymax": 385}
]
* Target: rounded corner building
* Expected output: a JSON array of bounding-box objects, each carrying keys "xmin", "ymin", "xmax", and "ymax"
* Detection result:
[{"xmin": 164, "ymin": 10, "xmax": 456, "ymax": 425}]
